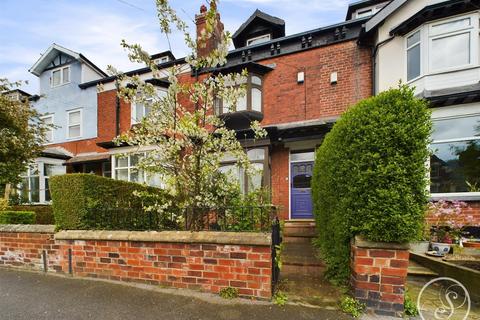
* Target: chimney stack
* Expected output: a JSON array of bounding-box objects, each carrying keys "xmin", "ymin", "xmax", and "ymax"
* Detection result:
[{"xmin": 195, "ymin": 3, "xmax": 224, "ymax": 58}]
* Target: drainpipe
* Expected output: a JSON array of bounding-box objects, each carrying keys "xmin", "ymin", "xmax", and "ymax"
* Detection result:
[
  {"xmin": 371, "ymin": 35, "xmax": 395, "ymax": 96},
  {"xmin": 115, "ymin": 81, "xmax": 120, "ymax": 136}
]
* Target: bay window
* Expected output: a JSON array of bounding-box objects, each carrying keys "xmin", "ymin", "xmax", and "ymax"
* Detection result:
[
  {"xmin": 430, "ymin": 106, "xmax": 480, "ymax": 195},
  {"xmin": 219, "ymin": 148, "xmax": 268, "ymax": 194},
  {"xmin": 215, "ymin": 74, "xmax": 263, "ymax": 115},
  {"xmin": 112, "ymin": 153, "xmax": 163, "ymax": 187},
  {"xmin": 18, "ymin": 161, "xmax": 65, "ymax": 203},
  {"xmin": 406, "ymin": 14, "xmax": 478, "ymax": 81}
]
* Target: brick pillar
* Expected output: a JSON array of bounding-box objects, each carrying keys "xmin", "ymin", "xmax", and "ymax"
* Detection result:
[{"xmin": 351, "ymin": 236, "xmax": 410, "ymax": 318}]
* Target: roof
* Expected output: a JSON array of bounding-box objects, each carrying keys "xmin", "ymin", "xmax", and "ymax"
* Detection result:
[
  {"xmin": 64, "ymin": 153, "xmax": 110, "ymax": 164},
  {"xmin": 29, "ymin": 43, "xmax": 107, "ymax": 77},
  {"xmin": 389, "ymin": 0, "xmax": 478, "ymax": 36},
  {"xmin": 78, "ymin": 57, "xmax": 186, "ymax": 89},
  {"xmin": 364, "ymin": 0, "xmax": 407, "ymax": 33},
  {"xmin": 151, "ymin": 51, "xmax": 176, "ymax": 61},
  {"xmin": 232, "ymin": 9, "xmax": 285, "ymax": 48},
  {"xmin": 40, "ymin": 146, "xmax": 73, "ymax": 160},
  {"xmin": 345, "ymin": 0, "xmax": 390, "ymax": 20}
]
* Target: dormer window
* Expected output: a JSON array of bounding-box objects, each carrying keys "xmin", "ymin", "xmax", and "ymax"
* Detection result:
[
  {"xmin": 215, "ymin": 74, "xmax": 263, "ymax": 115},
  {"xmin": 51, "ymin": 66, "xmax": 70, "ymax": 87},
  {"xmin": 356, "ymin": 9, "xmax": 373, "ymax": 18},
  {"xmin": 246, "ymin": 34, "xmax": 271, "ymax": 46},
  {"xmin": 154, "ymin": 56, "xmax": 170, "ymax": 65}
]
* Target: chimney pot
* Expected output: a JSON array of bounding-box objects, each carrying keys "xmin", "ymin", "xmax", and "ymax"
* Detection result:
[{"xmin": 200, "ymin": 4, "xmax": 207, "ymax": 13}]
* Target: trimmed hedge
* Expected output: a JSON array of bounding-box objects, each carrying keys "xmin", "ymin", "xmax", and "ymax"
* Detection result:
[
  {"xmin": 50, "ymin": 174, "xmax": 171, "ymax": 231},
  {"xmin": 10, "ymin": 205, "xmax": 54, "ymax": 224},
  {"xmin": 0, "ymin": 211, "xmax": 36, "ymax": 224},
  {"xmin": 312, "ymin": 85, "xmax": 432, "ymax": 283}
]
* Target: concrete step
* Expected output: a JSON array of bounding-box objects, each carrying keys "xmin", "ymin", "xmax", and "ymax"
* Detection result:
[
  {"xmin": 408, "ymin": 260, "xmax": 438, "ymax": 277},
  {"xmin": 284, "ymin": 221, "xmax": 317, "ymax": 238},
  {"xmin": 282, "ymin": 264, "xmax": 325, "ymax": 277},
  {"xmin": 283, "ymin": 236, "xmax": 314, "ymax": 244}
]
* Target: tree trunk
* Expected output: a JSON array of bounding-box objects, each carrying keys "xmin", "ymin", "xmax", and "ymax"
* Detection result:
[{"xmin": 4, "ymin": 183, "xmax": 11, "ymax": 201}]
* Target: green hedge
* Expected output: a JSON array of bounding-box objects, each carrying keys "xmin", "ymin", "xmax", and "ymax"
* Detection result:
[
  {"xmin": 50, "ymin": 174, "xmax": 172, "ymax": 231},
  {"xmin": 311, "ymin": 85, "xmax": 432, "ymax": 283},
  {"xmin": 10, "ymin": 205, "xmax": 54, "ymax": 224},
  {"xmin": 0, "ymin": 211, "xmax": 36, "ymax": 224}
]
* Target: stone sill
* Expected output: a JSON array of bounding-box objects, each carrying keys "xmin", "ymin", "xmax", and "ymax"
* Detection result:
[
  {"xmin": 55, "ymin": 230, "xmax": 271, "ymax": 246},
  {"xmin": 354, "ymin": 235, "xmax": 410, "ymax": 250},
  {"xmin": 0, "ymin": 224, "xmax": 55, "ymax": 234}
]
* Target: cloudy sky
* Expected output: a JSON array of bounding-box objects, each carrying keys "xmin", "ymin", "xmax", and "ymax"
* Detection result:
[{"xmin": 0, "ymin": 0, "xmax": 352, "ymax": 93}]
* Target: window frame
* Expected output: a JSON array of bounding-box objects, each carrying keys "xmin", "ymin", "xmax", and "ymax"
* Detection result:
[
  {"xmin": 215, "ymin": 74, "xmax": 263, "ymax": 115},
  {"xmin": 50, "ymin": 66, "xmax": 71, "ymax": 88},
  {"xmin": 111, "ymin": 152, "xmax": 163, "ymax": 187},
  {"xmin": 405, "ymin": 13, "xmax": 479, "ymax": 83},
  {"xmin": 246, "ymin": 34, "xmax": 271, "ymax": 46},
  {"xmin": 219, "ymin": 147, "xmax": 269, "ymax": 194},
  {"xmin": 18, "ymin": 160, "xmax": 65, "ymax": 204},
  {"xmin": 40, "ymin": 114, "xmax": 54, "ymax": 144},
  {"xmin": 66, "ymin": 108, "xmax": 82, "ymax": 139},
  {"xmin": 429, "ymin": 105, "xmax": 480, "ymax": 199}
]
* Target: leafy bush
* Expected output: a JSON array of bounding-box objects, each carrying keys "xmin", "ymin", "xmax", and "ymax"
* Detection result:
[
  {"xmin": 340, "ymin": 296, "xmax": 365, "ymax": 318},
  {"xmin": 312, "ymin": 85, "xmax": 432, "ymax": 283},
  {"xmin": 404, "ymin": 292, "xmax": 419, "ymax": 317},
  {"xmin": 273, "ymin": 290, "xmax": 288, "ymax": 306},
  {"xmin": 10, "ymin": 205, "xmax": 54, "ymax": 224},
  {"xmin": 50, "ymin": 174, "xmax": 173, "ymax": 231},
  {"xmin": 219, "ymin": 287, "xmax": 238, "ymax": 299},
  {"xmin": 0, "ymin": 211, "xmax": 36, "ymax": 224}
]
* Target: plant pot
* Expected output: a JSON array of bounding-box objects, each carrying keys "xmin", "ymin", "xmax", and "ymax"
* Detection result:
[
  {"xmin": 463, "ymin": 240, "xmax": 480, "ymax": 249},
  {"xmin": 431, "ymin": 242, "xmax": 451, "ymax": 254},
  {"xmin": 409, "ymin": 241, "xmax": 430, "ymax": 254}
]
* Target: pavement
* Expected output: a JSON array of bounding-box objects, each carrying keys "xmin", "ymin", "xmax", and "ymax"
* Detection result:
[{"xmin": 0, "ymin": 268, "xmax": 351, "ymax": 320}]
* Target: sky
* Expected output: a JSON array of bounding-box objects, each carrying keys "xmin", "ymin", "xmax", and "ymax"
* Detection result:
[{"xmin": 0, "ymin": 0, "xmax": 352, "ymax": 93}]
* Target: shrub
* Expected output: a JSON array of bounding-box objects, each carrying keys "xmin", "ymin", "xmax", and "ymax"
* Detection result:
[
  {"xmin": 50, "ymin": 174, "xmax": 173, "ymax": 231},
  {"xmin": 219, "ymin": 287, "xmax": 239, "ymax": 299},
  {"xmin": 340, "ymin": 296, "xmax": 365, "ymax": 318},
  {"xmin": 312, "ymin": 85, "xmax": 432, "ymax": 283},
  {"xmin": 10, "ymin": 205, "xmax": 54, "ymax": 224},
  {"xmin": 0, "ymin": 211, "xmax": 36, "ymax": 224}
]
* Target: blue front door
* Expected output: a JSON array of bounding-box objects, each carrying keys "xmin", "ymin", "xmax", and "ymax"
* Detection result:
[{"xmin": 290, "ymin": 161, "xmax": 314, "ymax": 219}]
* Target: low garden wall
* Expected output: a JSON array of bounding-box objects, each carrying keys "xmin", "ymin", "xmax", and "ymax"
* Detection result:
[
  {"xmin": 351, "ymin": 236, "xmax": 410, "ymax": 318},
  {"xmin": 0, "ymin": 225, "xmax": 272, "ymax": 299}
]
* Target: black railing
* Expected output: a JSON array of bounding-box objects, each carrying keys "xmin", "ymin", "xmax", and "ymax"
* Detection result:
[
  {"xmin": 271, "ymin": 217, "xmax": 281, "ymax": 294},
  {"xmin": 88, "ymin": 205, "xmax": 277, "ymax": 232}
]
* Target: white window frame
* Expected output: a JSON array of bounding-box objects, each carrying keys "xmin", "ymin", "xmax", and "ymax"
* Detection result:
[
  {"xmin": 131, "ymin": 98, "xmax": 153, "ymax": 125},
  {"xmin": 51, "ymin": 66, "xmax": 71, "ymax": 88},
  {"xmin": 18, "ymin": 159, "xmax": 66, "ymax": 204},
  {"xmin": 429, "ymin": 104, "xmax": 480, "ymax": 200},
  {"xmin": 405, "ymin": 13, "xmax": 479, "ymax": 83},
  {"xmin": 40, "ymin": 114, "xmax": 54, "ymax": 144},
  {"xmin": 67, "ymin": 108, "xmax": 83, "ymax": 139},
  {"xmin": 405, "ymin": 30, "xmax": 422, "ymax": 82},
  {"xmin": 154, "ymin": 56, "xmax": 169, "ymax": 64},
  {"xmin": 246, "ymin": 34, "xmax": 271, "ymax": 46}
]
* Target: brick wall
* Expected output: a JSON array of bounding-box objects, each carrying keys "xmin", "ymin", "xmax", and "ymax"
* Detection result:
[
  {"xmin": 351, "ymin": 236, "xmax": 409, "ymax": 318},
  {"xmin": 270, "ymin": 145, "xmax": 290, "ymax": 220},
  {"xmin": 260, "ymin": 40, "xmax": 372, "ymax": 126},
  {"xmin": 426, "ymin": 201, "xmax": 480, "ymax": 227},
  {"xmin": 0, "ymin": 227, "xmax": 272, "ymax": 299},
  {"xmin": 0, "ymin": 225, "xmax": 60, "ymax": 272}
]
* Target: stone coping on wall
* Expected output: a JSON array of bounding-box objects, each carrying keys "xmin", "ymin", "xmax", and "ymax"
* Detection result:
[
  {"xmin": 354, "ymin": 235, "xmax": 410, "ymax": 250},
  {"xmin": 55, "ymin": 230, "xmax": 272, "ymax": 246},
  {"xmin": 0, "ymin": 224, "xmax": 55, "ymax": 233}
]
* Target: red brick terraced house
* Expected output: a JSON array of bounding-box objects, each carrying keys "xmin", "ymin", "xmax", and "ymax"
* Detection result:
[{"xmin": 20, "ymin": 0, "xmax": 480, "ymax": 231}]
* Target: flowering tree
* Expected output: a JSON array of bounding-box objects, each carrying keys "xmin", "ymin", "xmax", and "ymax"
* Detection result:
[
  {"xmin": 428, "ymin": 200, "xmax": 474, "ymax": 243},
  {"xmin": 108, "ymin": 0, "xmax": 266, "ymax": 230},
  {"xmin": 0, "ymin": 78, "xmax": 50, "ymax": 201}
]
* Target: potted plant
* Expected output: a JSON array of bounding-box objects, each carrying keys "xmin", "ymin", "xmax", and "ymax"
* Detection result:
[
  {"xmin": 409, "ymin": 221, "xmax": 431, "ymax": 254},
  {"xmin": 428, "ymin": 200, "xmax": 473, "ymax": 255}
]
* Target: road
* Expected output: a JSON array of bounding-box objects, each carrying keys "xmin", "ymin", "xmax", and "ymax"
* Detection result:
[{"xmin": 0, "ymin": 268, "xmax": 350, "ymax": 320}]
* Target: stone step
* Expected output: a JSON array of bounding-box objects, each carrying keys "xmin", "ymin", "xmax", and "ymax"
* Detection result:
[
  {"xmin": 408, "ymin": 260, "xmax": 438, "ymax": 277},
  {"xmin": 283, "ymin": 227, "xmax": 317, "ymax": 238},
  {"xmin": 282, "ymin": 264, "xmax": 325, "ymax": 277},
  {"xmin": 283, "ymin": 236, "xmax": 313, "ymax": 244}
]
